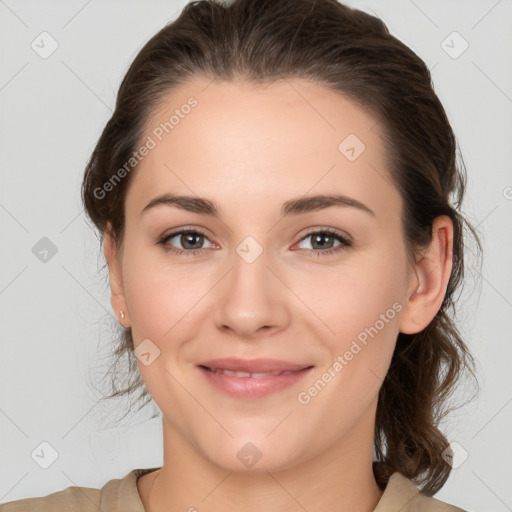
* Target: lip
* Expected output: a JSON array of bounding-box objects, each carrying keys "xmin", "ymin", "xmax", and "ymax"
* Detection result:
[
  {"xmin": 197, "ymin": 358, "xmax": 314, "ymax": 399},
  {"xmin": 198, "ymin": 357, "xmax": 311, "ymax": 373}
]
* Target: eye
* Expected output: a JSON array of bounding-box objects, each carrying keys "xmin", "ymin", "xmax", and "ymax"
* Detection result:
[
  {"xmin": 158, "ymin": 227, "xmax": 351, "ymax": 257},
  {"xmin": 295, "ymin": 229, "xmax": 352, "ymax": 256},
  {"xmin": 159, "ymin": 228, "xmax": 216, "ymax": 255}
]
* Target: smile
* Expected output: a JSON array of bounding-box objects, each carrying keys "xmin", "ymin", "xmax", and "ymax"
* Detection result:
[
  {"xmin": 203, "ymin": 367, "xmax": 302, "ymax": 378},
  {"xmin": 197, "ymin": 361, "xmax": 314, "ymax": 399}
]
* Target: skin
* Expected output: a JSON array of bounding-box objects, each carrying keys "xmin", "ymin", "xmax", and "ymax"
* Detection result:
[{"xmin": 103, "ymin": 76, "xmax": 453, "ymax": 512}]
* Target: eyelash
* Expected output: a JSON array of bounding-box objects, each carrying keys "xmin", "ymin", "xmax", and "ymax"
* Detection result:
[{"xmin": 158, "ymin": 227, "xmax": 352, "ymax": 257}]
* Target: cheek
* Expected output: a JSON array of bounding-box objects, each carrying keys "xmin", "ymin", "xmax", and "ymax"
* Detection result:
[
  {"xmin": 296, "ymin": 268, "xmax": 402, "ymax": 422},
  {"xmin": 121, "ymin": 245, "xmax": 216, "ymax": 343},
  {"xmin": 302, "ymin": 253, "xmax": 405, "ymax": 342},
  {"xmin": 297, "ymin": 250, "xmax": 406, "ymax": 403}
]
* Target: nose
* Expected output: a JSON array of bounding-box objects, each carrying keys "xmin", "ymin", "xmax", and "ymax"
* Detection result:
[{"xmin": 213, "ymin": 246, "xmax": 291, "ymax": 339}]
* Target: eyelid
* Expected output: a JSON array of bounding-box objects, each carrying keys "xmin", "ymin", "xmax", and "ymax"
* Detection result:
[
  {"xmin": 158, "ymin": 226, "xmax": 217, "ymax": 252},
  {"xmin": 294, "ymin": 226, "xmax": 353, "ymax": 245},
  {"xmin": 159, "ymin": 225, "xmax": 352, "ymax": 255},
  {"xmin": 161, "ymin": 225, "xmax": 213, "ymax": 241}
]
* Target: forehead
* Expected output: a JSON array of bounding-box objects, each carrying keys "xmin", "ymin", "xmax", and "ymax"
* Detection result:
[{"xmin": 126, "ymin": 76, "xmax": 400, "ymax": 222}]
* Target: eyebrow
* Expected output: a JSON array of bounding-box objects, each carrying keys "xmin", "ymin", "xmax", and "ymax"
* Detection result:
[{"xmin": 140, "ymin": 193, "xmax": 375, "ymax": 218}]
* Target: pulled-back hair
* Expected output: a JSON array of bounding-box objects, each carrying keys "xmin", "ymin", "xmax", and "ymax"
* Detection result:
[{"xmin": 81, "ymin": 0, "xmax": 481, "ymax": 495}]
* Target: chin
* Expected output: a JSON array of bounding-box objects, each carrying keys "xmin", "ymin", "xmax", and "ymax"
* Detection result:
[{"xmin": 198, "ymin": 432, "xmax": 308, "ymax": 474}]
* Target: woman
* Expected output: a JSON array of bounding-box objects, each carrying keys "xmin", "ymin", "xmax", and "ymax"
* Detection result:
[{"xmin": 0, "ymin": 0, "xmax": 481, "ymax": 510}]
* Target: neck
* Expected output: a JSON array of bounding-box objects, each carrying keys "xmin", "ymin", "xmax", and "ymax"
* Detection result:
[{"xmin": 143, "ymin": 405, "xmax": 383, "ymax": 512}]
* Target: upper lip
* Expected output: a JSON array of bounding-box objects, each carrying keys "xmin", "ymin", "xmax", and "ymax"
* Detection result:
[{"xmin": 198, "ymin": 358, "xmax": 313, "ymax": 373}]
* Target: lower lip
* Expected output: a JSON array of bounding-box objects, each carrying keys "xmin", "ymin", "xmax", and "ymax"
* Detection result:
[{"xmin": 198, "ymin": 366, "xmax": 314, "ymax": 399}]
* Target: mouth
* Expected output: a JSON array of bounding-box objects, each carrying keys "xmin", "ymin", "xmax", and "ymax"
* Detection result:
[
  {"xmin": 200, "ymin": 366, "xmax": 306, "ymax": 378},
  {"xmin": 197, "ymin": 358, "xmax": 314, "ymax": 399}
]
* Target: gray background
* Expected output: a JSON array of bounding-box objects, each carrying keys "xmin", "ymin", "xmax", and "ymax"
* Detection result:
[{"xmin": 0, "ymin": 0, "xmax": 511, "ymax": 510}]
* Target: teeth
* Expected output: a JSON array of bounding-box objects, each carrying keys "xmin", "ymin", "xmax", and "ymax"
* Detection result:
[{"xmin": 210, "ymin": 368, "xmax": 289, "ymax": 378}]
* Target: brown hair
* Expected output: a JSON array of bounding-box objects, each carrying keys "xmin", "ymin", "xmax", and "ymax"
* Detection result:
[{"xmin": 81, "ymin": 0, "xmax": 481, "ymax": 496}]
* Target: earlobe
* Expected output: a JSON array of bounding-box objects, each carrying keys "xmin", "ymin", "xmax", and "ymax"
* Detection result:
[
  {"xmin": 399, "ymin": 216, "xmax": 454, "ymax": 335},
  {"xmin": 103, "ymin": 225, "xmax": 130, "ymax": 327}
]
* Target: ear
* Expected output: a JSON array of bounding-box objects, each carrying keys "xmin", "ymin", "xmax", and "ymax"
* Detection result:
[
  {"xmin": 399, "ymin": 215, "xmax": 454, "ymax": 334},
  {"xmin": 103, "ymin": 223, "xmax": 130, "ymax": 327}
]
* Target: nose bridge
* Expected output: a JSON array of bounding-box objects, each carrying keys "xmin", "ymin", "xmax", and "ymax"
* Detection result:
[
  {"xmin": 232, "ymin": 236, "xmax": 270, "ymax": 291},
  {"xmin": 213, "ymin": 235, "xmax": 289, "ymax": 336}
]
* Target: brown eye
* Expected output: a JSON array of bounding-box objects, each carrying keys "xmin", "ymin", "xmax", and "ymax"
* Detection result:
[
  {"xmin": 177, "ymin": 232, "xmax": 205, "ymax": 250},
  {"xmin": 296, "ymin": 229, "xmax": 352, "ymax": 255},
  {"xmin": 159, "ymin": 229, "xmax": 215, "ymax": 254}
]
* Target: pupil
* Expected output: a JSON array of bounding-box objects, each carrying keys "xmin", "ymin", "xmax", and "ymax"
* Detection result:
[
  {"xmin": 178, "ymin": 233, "xmax": 334, "ymax": 250},
  {"xmin": 314, "ymin": 234, "xmax": 333, "ymax": 249},
  {"xmin": 182, "ymin": 233, "xmax": 202, "ymax": 249}
]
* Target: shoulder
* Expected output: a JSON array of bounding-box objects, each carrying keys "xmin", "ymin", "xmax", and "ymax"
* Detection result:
[
  {"xmin": 375, "ymin": 472, "xmax": 467, "ymax": 512},
  {"xmin": 0, "ymin": 484, "xmax": 101, "ymax": 512},
  {"xmin": 0, "ymin": 468, "xmax": 157, "ymax": 512}
]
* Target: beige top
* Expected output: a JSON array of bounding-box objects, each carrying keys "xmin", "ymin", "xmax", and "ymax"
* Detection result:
[{"xmin": 0, "ymin": 468, "xmax": 466, "ymax": 511}]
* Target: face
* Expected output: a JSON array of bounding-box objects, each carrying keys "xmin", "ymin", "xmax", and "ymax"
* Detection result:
[{"xmin": 106, "ymin": 77, "xmax": 420, "ymax": 472}]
